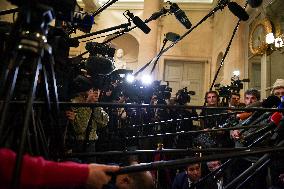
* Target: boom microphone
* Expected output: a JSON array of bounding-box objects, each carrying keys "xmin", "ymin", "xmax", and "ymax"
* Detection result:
[
  {"xmin": 86, "ymin": 56, "xmax": 115, "ymax": 75},
  {"xmin": 228, "ymin": 2, "xmax": 249, "ymax": 21},
  {"xmin": 73, "ymin": 11, "xmax": 95, "ymax": 33},
  {"xmin": 248, "ymin": 0, "xmax": 263, "ymax": 8},
  {"xmin": 148, "ymin": 8, "xmax": 168, "ymax": 21},
  {"xmin": 165, "ymin": 32, "xmax": 180, "ymax": 42},
  {"xmin": 169, "ymin": 3, "xmax": 192, "ymax": 29},
  {"xmin": 125, "ymin": 11, "xmax": 151, "ymax": 34}
]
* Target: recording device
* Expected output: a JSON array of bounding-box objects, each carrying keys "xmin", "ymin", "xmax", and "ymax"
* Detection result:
[
  {"xmin": 72, "ymin": 11, "xmax": 95, "ymax": 33},
  {"xmin": 85, "ymin": 42, "xmax": 116, "ymax": 57},
  {"xmin": 176, "ymin": 87, "xmax": 195, "ymax": 105},
  {"xmin": 85, "ymin": 42, "xmax": 115, "ymax": 76},
  {"xmin": 241, "ymin": 95, "xmax": 281, "ymax": 126},
  {"xmin": 125, "ymin": 10, "xmax": 151, "ymax": 34},
  {"xmin": 8, "ymin": 0, "xmax": 77, "ymax": 22},
  {"xmin": 228, "ymin": 1, "xmax": 249, "ymax": 21},
  {"xmin": 214, "ymin": 76, "xmax": 249, "ymax": 99},
  {"xmin": 169, "ymin": 2, "xmax": 192, "ymax": 29},
  {"xmin": 165, "ymin": 32, "xmax": 180, "ymax": 42},
  {"xmin": 148, "ymin": 8, "xmax": 168, "ymax": 21},
  {"xmin": 241, "ymin": 112, "xmax": 283, "ymax": 145},
  {"xmin": 153, "ymin": 81, "xmax": 172, "ymax": 103}
]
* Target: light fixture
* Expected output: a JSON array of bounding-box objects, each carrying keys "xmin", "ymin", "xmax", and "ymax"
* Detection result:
[
  {"xmin": 141, "ymin": 74, "xmax": 153, "ymax": 85},
  {"xmin": 126, "ymin": 74, "xmax": 135, "ymax": 83},
  {"xmin": 265, "ymin": 33, "xmax": 275, "ymax": 44},
  {"xmin": 265, "ymin": 32, "xmax": 284, "ymax": 51},
  {"xmin": 233, "ymin": 70, "xmax": 240, "ymax": 77}
]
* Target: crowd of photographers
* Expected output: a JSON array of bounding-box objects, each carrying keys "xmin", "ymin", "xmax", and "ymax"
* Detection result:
[{"xmin": 55, "ymin": 73, "xmax": 284, "ymax": 189}]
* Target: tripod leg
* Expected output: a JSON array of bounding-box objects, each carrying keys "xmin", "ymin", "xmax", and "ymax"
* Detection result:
[
  {"xmin": 11, "ymin": 57, "xmax": 41, "ymax": 188},
  {"xmin": 0, "ymin": 56, "xmax": 25, "ymax": 141}
]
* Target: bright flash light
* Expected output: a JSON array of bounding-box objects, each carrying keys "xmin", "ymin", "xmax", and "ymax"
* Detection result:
[
  {"xmin": 141, "ymin": 74, "xmax": 153, "ymax": 85},
  {"xmin": 126, "ymin": 74, "xmax": 135, "ymax": 83},
  {"xmin": 266, "ymin": 33, "xmax": 275, "ymax": 44},
  {"xmin": 233, "ymin": 70, "xmax": 240, "ymax": 77}
]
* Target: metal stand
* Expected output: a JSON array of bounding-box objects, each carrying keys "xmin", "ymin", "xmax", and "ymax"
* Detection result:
[{"xmin": 0, "ymin": 3, "xmax": 59, "ymax": 188}]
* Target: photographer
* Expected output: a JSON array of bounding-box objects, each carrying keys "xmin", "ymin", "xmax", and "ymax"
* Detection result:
[{"xmin": 65, "ymin": 86, "xmax": 109, "ymax": 163}]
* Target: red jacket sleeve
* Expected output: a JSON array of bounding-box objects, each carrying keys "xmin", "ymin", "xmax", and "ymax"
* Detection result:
[{"xmin": 0, "ymin": 148, "xmax": 89, "ymax": 188}]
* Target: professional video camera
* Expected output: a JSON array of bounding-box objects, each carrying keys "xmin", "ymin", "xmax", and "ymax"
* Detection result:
[
  {"xmin": 214, "ymin": 75, "xmax": 250, "ymax": 98},
  {"xmin": 152, "ymin": 81, "xmax": 172, "ymax": 104},
  {"xmin": 175, "ymin": 87, "xmax": 195, "ymax": 105},
  {"xmin": 8, "ymin": 0, "xmax": 77, "ymax": 22}
]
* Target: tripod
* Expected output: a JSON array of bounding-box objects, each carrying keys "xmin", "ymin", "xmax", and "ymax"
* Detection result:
[{"xmin": 0, "ymin": 3, "xmax": 60, "ymax": 188}]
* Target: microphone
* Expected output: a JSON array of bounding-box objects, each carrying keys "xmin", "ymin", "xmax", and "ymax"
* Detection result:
[
  {"xmin": 271, "ymin": 116, "xmax": 284, "ymax": 140},
  {"xmin": 165, "ymin": 32, "xmax": 180, "ymax": 42},
  {"xmin": 169, "ymin": 3, "xmax": 192, "ymax": 29},
  {"xmin": 148, "ymin": 8, "xmax": 168, "ymax": 21},
  {"xmin": 241, "ymin": 112, "xmax": 283, "ymax": 145},
  {"xmin": 86, "ymin": 56, "xmax": 115, "ymax": 76},
  {"xmin": 73, "ymin": 11, "xmax": 95, "ymax": 33},
  {"xmin": 248, "ymin": 0, "xmax": 263, "ymax": 8},
  {"xmin": 241, "ymin": 95, "xmax": 281, "ymax": 126},
  {"xmin": 125, "ymin": 11, "xmax": 151, "ymax": 34},
  {"xmin": 228, "ymin": 2, "xmax": 249, "ymax": 21}
]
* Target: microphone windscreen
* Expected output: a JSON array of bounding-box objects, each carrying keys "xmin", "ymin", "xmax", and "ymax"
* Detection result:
[
  {"xmin": 132, "ymin": 16, "xmax": 151, "ymax": 34},
  {"xmin": 270, "ymin": 112, "xmax": 282, "ymax": 125},
  {"xmin": 248, "ymin": 0, "xmax": 263, "ymax": 8},
  {"xmin": 165, "ymin": 32, "xmax": 180, "ymax": 42},
  {"xmin": 228, "ymin": 2, "xmax": 249, "ymax": 21},
  {"xmin": 170, "ymin": 3, "xmax": 192, "ymax": 29},
  {"xmin": 86, "ymin": 56, "xmax": 114, "ymax": 76}
]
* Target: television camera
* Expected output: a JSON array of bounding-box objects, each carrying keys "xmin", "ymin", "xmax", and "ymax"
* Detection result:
[
  {"xmin": 214, "ymin": 75, "xmax": 249, "ymax": 106},
  {"xmin": 175, "ymin": 87, "xmax": 195, "ymax": 105}
]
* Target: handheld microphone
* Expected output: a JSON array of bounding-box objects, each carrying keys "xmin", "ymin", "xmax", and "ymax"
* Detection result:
[
  {"xmin": 228, "ymin": 2, "xmax": 249, "ymax": 21},
  {"xmin": 248, "ymin": 0, "xmax": 263, "ymax": 8},
  {"xmin": 125, "ymin": 11, "xmax": 151, "ymax": 34},
  {"xmin": 73, "ymin": 11, "xmax": 95, "ymax": 33},
  {"xmin": 241, "ymin": 112, "xmax": 283, "ymax": 144},
  {"xmin": 169, "ymin": 3, "xmax": 192, "ymax": 29},
  {"xmin": 242, "ymin": 96, "xmax": 281, "ymax": 126}
]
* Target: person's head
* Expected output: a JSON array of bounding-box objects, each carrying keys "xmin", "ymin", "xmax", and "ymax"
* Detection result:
[
  {"xmin": 271, "ymin": 79, "xmax": 284, "ymax": 99},
  {"xmin": 186, "ymin": 163, "xmax": 202, "ymax": 182},
  {"xmin": 86, "ymin": 88, "xmax": 100, "ymax": 103},
  {"xmin": 229, "ymin": 92, "xmax": 241, "ymax": 107},
  {"xmin": 244, "ymin": 88, "xmax": 260, "ymax": 106},
  {"xmin": 116, "ymin": 49, "xmax": 124, "ymax": 59},
  {"xmin": 206, "ymin": 160, "xmax": 221, "ymax": 172},
  {"xmin": 115, "ymin": 170, "xmax": 154, "ymax": 189},
  {"xmin": 205, "ymin": 91, "xmax": 219, "ymax": 106}
]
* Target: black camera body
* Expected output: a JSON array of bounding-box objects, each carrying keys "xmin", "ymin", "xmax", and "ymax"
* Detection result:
[
  {"xmin": 215, "ymin": 76, "xmax": 249, "ymax": 98},
  {"xmin": 8, "ymin": 0, "xmax": 77, "ymax": 22},
  {"xmin": 175, "ymin": 87, "xmax": 195, "ymax": 105}
]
